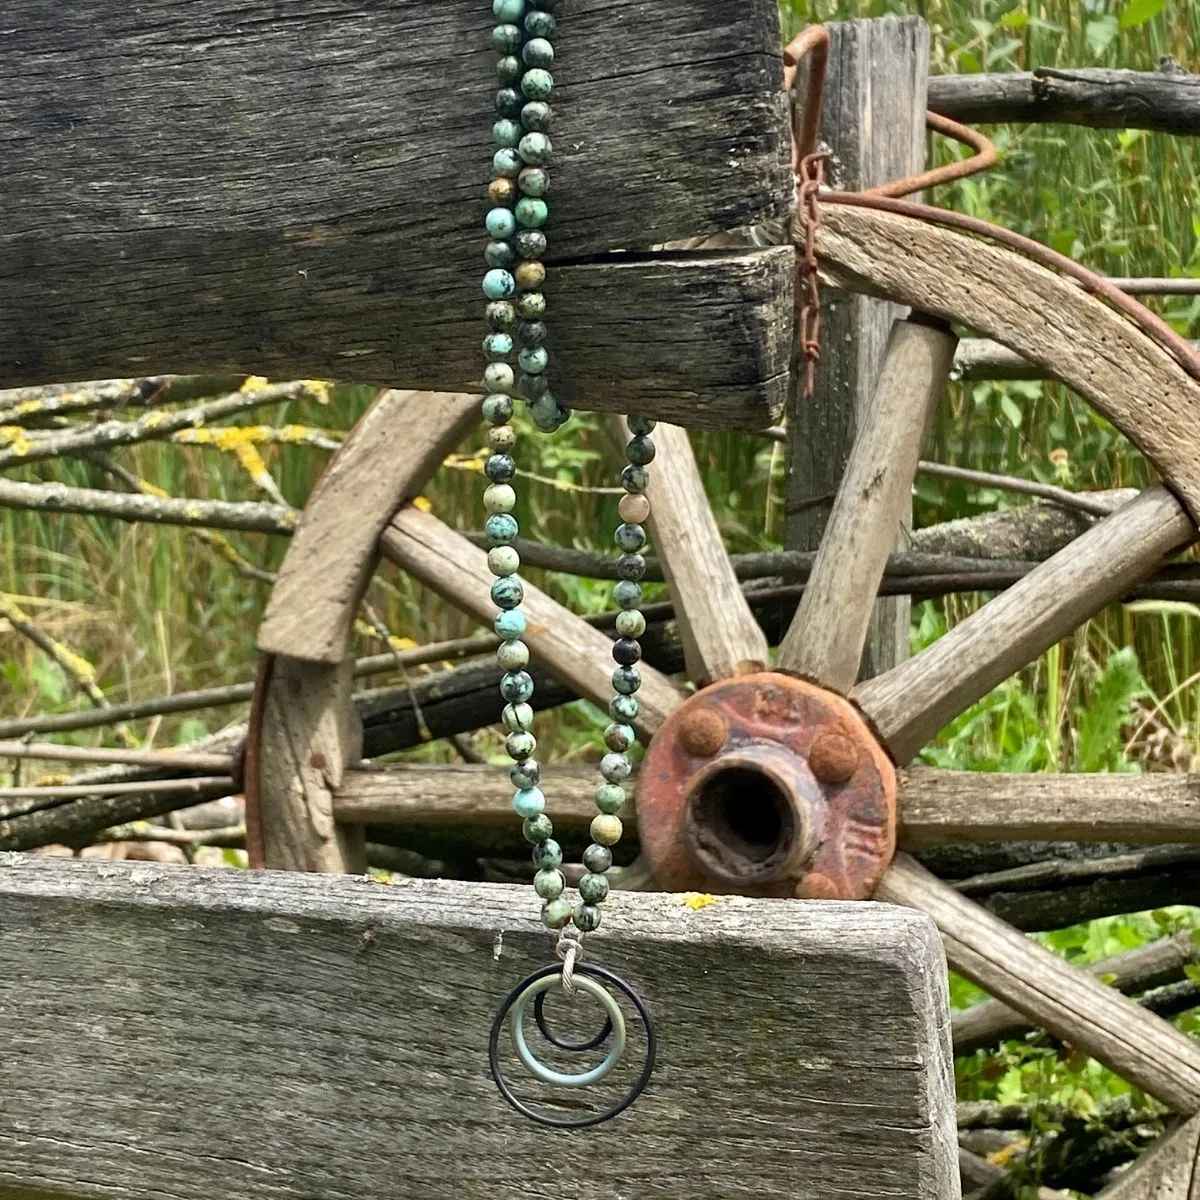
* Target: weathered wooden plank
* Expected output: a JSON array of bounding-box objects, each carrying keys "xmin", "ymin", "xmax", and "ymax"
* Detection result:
[
  {"xmin": 900, "ymin": 768, "xmax": 1200, "ymax": 849},
  {"xmin": 816, "ymin": 204, "xmax": 1200, "ymax": 523},
  {"xmin": 779, "ymin": 318, "xmax": 956, "ymax": 690},
  {"xmin": 878, "ymin": 854, "xmax": 1200, "ymax": 1114},
  {"xmin": 954, "ymin": 931, "xmax": 1200, "ymax": 1056},
  {"xmin": 853, "ymin": 487, "xmax": 1197, "ymax": 765},
  {"xmin": 627, "ymin": 420, "xmax": 768, "ymax": 684},
  {"xmin": 785, "ymin": 17, "xmax": 929, "ymax": 681},
  {"xmin": 258, "ymin": 391, "xmax": 479, "ymax": 663},
  {"xmin": 380, "ymin": 506, "xmax": 683, "ymax": 739},
  {"xmin": 928, "ymin": 64, "xmax": 1200, "ymax": 135},
  {"xmin": 249, "ymin": 655, "xmax": 366, "ymax": 873},
  {"xmin": 1096, "ymin": 1112, "xmax": 1200, "ymax": 1198},
  {"xmin": 2, "ymin": 0, "xmax": 791, "ymax": 424},
  {"xmin": 0, "ymin": 854, "xmax": 957, "ymax": 1200}
]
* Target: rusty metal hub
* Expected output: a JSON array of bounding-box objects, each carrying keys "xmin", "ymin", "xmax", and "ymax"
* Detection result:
[{"xmin": 638, "ymin": 673, "xmax": 897, "ymax": 900}]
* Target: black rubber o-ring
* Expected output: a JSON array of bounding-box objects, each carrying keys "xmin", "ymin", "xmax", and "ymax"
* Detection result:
[
  {"xmin": 533, "ymin": 986, "xmax": 614, "ymax": 1052},
  {"xmin": 489, "ymin": 962, "xmax": 656, "ymax": 1129}
]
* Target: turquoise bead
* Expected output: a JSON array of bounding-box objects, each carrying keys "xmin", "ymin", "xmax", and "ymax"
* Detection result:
[
  {"xmin": 503, "ymin": 701, "xmax": 535, "ymax": 731},
  {"xmin": 524, "ymin": 11, "xmax": 556, "ymax": 37},
  {"xmin": 583, "ymin": 843, "xmax": 613, "ymax": 873},
  {"xmin": 612, "ymin": 637, "xmax": 641, "ymax": 665},
  {"xmin": 516, "ymin": 230, "xmax": 548, "ymax": 259},
  {"xmin": 483, "ymin": 269, "xmax": 516, "ymax": 300},
  {"xmin": 529, "ymin": 394, "xmax": 568, "ymax": 432},
  {"xmin": 518, "ymin": 345, "xmax": 548, "ymax": 375},
  {"xmin": 627, "ymin": 435, "xmax": 656, "ymax": 465},
  {"xmin": 534, "ymin": 868, "xmax": 565, "ymax": 900},
  {"xmin": 493, "ymin": 147, "xmax": 522, "ymax": 176},
  {"xmin": 614, "ymin": 522, "xmax": 647, "ymax": 552},
  {"xmin": 519, "ymin": 132, "xmax": 552, "ymax": 166},
  {"xmin": 614, "ymin": 580, "xmax": 642, "ymax": 609},
  {"xmin": 485, "ymin": 240, "xmax": 515, "ymax": 269},
  {"xmin": 486, "ymin": 303, "xmax": 516, "ymax": 331},
  {"xmin": 494, "ymin": 608, "xmax": 527, "ymax": 638},
  {"xmin": 579, "ymin": 872, "xmax": 610, "ymax": 905},
  {"xmin": 484, "ymin": 483, "xmax": 516, "ymax": 513},
  {"xmin": 515, "ymin": 197, "xmax": 548, "ymax": 228},
  {"xmin": 483, "ymin": 362, "xmax": 515, "ymax": 392},
  {"xmin": 615, "ymin": 609, "xmax": 646, "ymax": 638},
  {"xmin": 629, "ymin": 417, "xmax": 657, "ymax": 436},
  {"xmin": 485, "ymin": 512, "xmax": 519, "ymax": 545},
  {"xmin": 516, "ymin": 292, "xmax": 546, "ymax": 319},
  {"xmin": 497, "ymin": 55, "xmax": 522, "ymax": 85},
  {"xmin": 522, "ymin": 68, "xmax": 554, "ymax": 100},
  {"xmin": 493, "ymin": 0, "xmax": 525, "ymax": 19},
  {"xmin": 485, "ymin": 452, "xmax": 516, "ymax": 482},
  {"xmin": 496, "ymin": 637, "xmax": 529, "ymax": 668},
  {"xmin": 511, "ymin": 757, "xmax": 540, "ymax": 786},
  {"xmin": 524, "ymin": 813, "xmax": 553, "ymax": 844},
  {"xmin": 532, "ymin": 838, "xmax": 563, "ymax": 870},
  {"xmin": 507, "ymin": 730, "xmax": 536, "ymax": 760},
  {"xmin": 488, "ymin": 545, "xmax": 520, "ymax": 577},
  {"xmin": 481, "ymin": 393, "xmax": 513, "ymax": 424},
  {"xmin": 573, "ymin": 904, "xmax": 602, "ymax": 933},
  {"xmin": 492, "ymin": 24, "xmax": 522, "ymax": 53},
  {"xmin": 609, "ymin": 694, "xmax": 639, "ymax": 722},
  {"xmin": 612, "ymin": 666, "xmax": 642, "ymax": 695},
  {"xmin": 541, "ymin": 898, "xmax": 574, "ymax": 930},
  {"xmin": 621, "ymin": 464, "xmax": 649, "ymax": 492},
  {"xmin": 595, "ymin": 783, "xmax": 626, "ymax": 814},
  {"xmin": 522, "ymin": 37, "xmax": 554, "ymax": 68},
  {"xmin": 497, "ymin": 87, "xmax": 523, "ymax": 118},
  {"xmin": 518, "ymin": 167, "xmax": 550, "ymax": 197},
  {"xmin": 617, "ymin": 554, "xmax": 645, "ymax": 582},
  {"xmin": 486, "ymin": 206, "xmax": 517, "ymax": 238},
  {"xmin": 521, "ymin": 102, "xmax": 553, "ymax": 133},
  {"xmin": 601, "ymin": 752, "xmax": 632, "ymax": 783},
  {"xmin": 604, "ymin": 723, "xmax": 636, "ymax": 752},
  {"xmin": 483, "ymin": 331, "xmax": 513, "ymax": 360},
  {"xmin": 492, "ymin": 576, "xmax": 524, "ymax": 609},
  {"xmin": 501, "ymin": 670, "xmax": 535, "ymax": 702},
  {"xmin": 512, "ymin": 786, "xmax": 545, "ymax": 818}
]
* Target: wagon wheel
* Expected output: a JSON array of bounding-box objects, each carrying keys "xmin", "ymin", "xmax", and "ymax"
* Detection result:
[{"xmin": 247, "ymin": 200, "xmax": 1200, "ymax": 1126}]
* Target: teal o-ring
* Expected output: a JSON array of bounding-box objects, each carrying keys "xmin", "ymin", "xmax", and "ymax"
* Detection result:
[{"xmin": 510, "ymin": 974, "xmax": 627, "ymax": 1087}]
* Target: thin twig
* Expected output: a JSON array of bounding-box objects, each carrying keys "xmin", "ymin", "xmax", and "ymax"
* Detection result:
[
  {"xmin": 0, "ymin": 381, "xmax": 326, "ymax": 470},
  {"xmin": 96, "ymin": 822, "xmax": 246, "ymax": 849},
  {"xmin": 0, "ymin": 741, "xmax": 232, "ymax": 771},
  {"xmin": 0, "ymin": 375, "xmax": 249, "ymax": 425},
  {"xmin": 0, "ymin": 776, "xmax": 234, "ymax": 802},
  {"xmin": 916, "ymin": 461, "xmax": 1117, "ymax": 516}
]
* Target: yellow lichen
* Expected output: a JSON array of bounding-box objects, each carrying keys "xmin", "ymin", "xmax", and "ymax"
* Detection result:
[
  {"xmin": 240, "ymin": 375, "xmax": 271, "ymax": 392},
  {"xmin": 411, "ymin": 495, "xmax": 434, "ymax": 513},
  {"xmin": 0, "ymin": 426, "xmax": 32, "ymax": 456},
  {"xmin": 298, "ymin": 379, "xmax": 332, "ymax": 405},
  {"xmin": 682, "ymin": 893, "xmax": 717, "ymax": 911}
]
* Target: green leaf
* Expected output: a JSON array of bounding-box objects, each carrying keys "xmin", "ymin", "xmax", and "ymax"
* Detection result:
[
  {"xmin": 1184, "ymin": 964, "xmax": 1200, "ymax": 984},
  {"xmin": 1085, "ymin": 14, "xmax": 1119, "ymax": 55},
  {"xmin": 1000, "ymin": 8, "xmax": 1031, "ymax": 28},
  {"xmin": 1073, "ymin": 645, "xmax": 1146, "ymax": 772},
  {"xmin": 1120, "ymin": 0, "xmax": 1165, "ymax": 28},
  {"xmin": 1000, "ymin": 394, "xmax": 1023, "ymax": 428}
]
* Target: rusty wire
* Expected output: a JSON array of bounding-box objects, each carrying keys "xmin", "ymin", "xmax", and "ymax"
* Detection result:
[
  {"xmin": 796, "ymin": 152, "xmax": 830, "ymax": 400},
  {"xmin": 868, "ymin": 111, "xmax": 999, "ymax": 198}
]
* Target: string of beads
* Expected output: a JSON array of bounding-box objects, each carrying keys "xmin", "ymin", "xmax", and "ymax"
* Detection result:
[{"xmin": 480, "ymin": 0, "xmax": 654, "ymax": 937}]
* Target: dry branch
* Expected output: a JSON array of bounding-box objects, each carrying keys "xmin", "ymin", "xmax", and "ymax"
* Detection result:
[
  {"xmin": 0, "ymin": 742, "xmax": 232, "ymax": 772},
  {"xmin": 0, "ymin": 375, "xmax": 247, "ymax": 424}
]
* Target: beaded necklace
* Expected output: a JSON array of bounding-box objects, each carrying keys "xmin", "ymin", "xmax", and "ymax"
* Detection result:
[{"xmin": 480, "ymin": 0, "xmax": 656, "ymax": 1128}]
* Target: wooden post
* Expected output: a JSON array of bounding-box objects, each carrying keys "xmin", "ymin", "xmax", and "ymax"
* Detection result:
[{"xmin": 784, "ymin": 16, "xmax": 930, "ymax": 680}]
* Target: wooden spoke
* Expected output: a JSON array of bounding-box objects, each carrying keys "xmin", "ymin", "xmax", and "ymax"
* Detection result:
[
  {"xmin": 777, "ymin": 317, "xmax": 957, "ymax": 691},
  {"xmin": 817, "ymin": 204, "xmax": 1200, "ymax": 522},
  {"xmin": 1093, "ymin": 1113, "xmax": 1200, "ymax": 1197},
  {"xmin": 877, "ymin": 854, "xmax": 1200, "ymax": 1114},
  {"xmin": 853, "ymin": 486, "xmax": 1197, "ymax": 764},
  {"xmin": 258, "ymin": 390, "xmax": 479, "ymax": 664},
  {"xmin": 381, "ymin": 507, "xmax": 682, "ymax": 739},
  {"xmin": 627, "ymin": 419, "xmax": 768, "ymax": 684},
  {"xmin": 899, "ymin": 766, "xmax": 1200, "ymax": 848}
]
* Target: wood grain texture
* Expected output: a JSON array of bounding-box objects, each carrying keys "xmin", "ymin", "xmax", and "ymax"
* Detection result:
[
  {"xmin": 954, "ymin": 931, "xmax": 1200, "ymax": 1056},
  {"xmin": 817, "ymin": 204, "xmax": 1200, "ymax": 523},
  {"xmin": 252, "ymin": 655, "xmax": 365, "ymax": 873},
  {"xmin": 780, "ymin": 318, "xmax": 956, "ymax": 690},
  {"xmin": 0, "ymin": 853, "xmax": 957, "ymax": 1200},
  {"xmin": 2, "ymin": 1, "xmax": 791, "ymax": 422},
  {"xmin": 380, "ymin": 507, "xmax": 682, "ymax": 739},
  {"xmin": 1096, "ymin": 1113, "xmax": 1200, "ymax": 1198},
  {"xmin": 878, "ymin": 854, "xmax": 1200, "ymax": 1114},
  {"xmin": 627, "ymin": 420, "xmax": 768, "ymax": 684},
  {"xmin": 258, "ymin": 392, "xmax": 479, "ymax": 663},
  {"xmin": 928, "ymin": 64, "xmax": 1200, "ymax": 135},
  {"xmin": 785, "ymin": 17, "xmax": 930, "ymax": 681},
  {"xmin": 853, "ymin": 487, "xmax": 1197, "ymax": 764},
  {"xmin": 899, "ymin": 767, "xmax": 1200, "ymax": 848}
]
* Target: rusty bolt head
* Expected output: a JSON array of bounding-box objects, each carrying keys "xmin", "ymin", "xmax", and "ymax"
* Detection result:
[
  {"xmin": 795, "ymin": 872, "xmax": 841, "ymax": 900},
  {"xmin": 678, "ymin": 707, "xmax": 728, "ymax": 758},
  {"xmin": 808, "ymin": 731, "xmax": 859, "ymax": 785}
]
